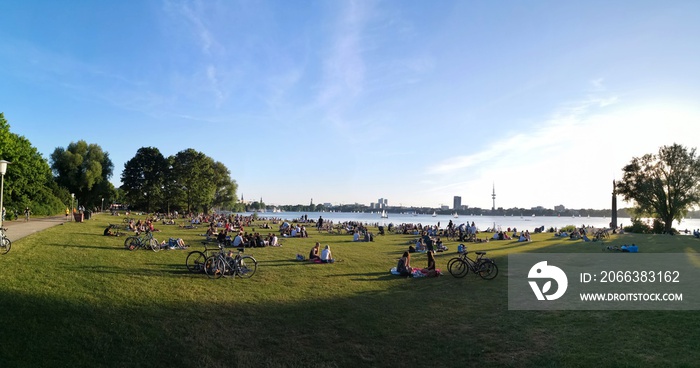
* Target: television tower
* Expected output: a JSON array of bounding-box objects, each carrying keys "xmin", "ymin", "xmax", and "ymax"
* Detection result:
[{"xmin": 491, "ymin": 183, "xmax": 496, "ymax": 211}]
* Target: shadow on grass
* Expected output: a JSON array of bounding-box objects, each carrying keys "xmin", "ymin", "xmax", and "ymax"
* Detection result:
[
  {"xmin": 45, "ymin": 242, "xmax": 124, "ymax": 251},
  {"xmin": 2, "ymin": 269, "xmax": 700, "ymax": 367}
]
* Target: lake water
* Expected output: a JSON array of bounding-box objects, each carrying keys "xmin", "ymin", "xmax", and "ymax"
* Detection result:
[{"xmin": 243, "ymin": 211, "xmax": 700, "ymax": 232}]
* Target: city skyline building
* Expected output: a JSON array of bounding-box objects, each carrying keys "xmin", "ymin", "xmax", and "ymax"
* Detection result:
[{"xmin": 453, "ymin": 196, "xmax": 461, "ymax": 210}]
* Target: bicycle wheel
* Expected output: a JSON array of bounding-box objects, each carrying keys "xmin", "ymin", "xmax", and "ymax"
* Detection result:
[
  {"xmin": 446, "ymin": 257, "xmax": 465, "ymax": 276},
  {"xmin": 186, "ymin": 251, "xmax": 207, "ymax": 273},
  {"xmin": 204, "ymin": 256, "xmax": 225, "ymax": 279},
  {"xmin": 149, "ymin": 238, "xmax": 160, "ymax": 252},
  {"xmin": 236, "ymin": 256, "xmax": 258, "ymax": 278},
  {"xmin": 448, "ymin": 258, "xmax": 469, "ymax": 278},
  {"xmin": 477, "ymin": 260, "xmax": 498, "ymax": 280},
  {"xmin": 0, "ymin": 237, "xmax": 10, "ymax": 254},
  {"xmin": 125, "ymin": 237, "xmax": 140, "ymax": 251}
]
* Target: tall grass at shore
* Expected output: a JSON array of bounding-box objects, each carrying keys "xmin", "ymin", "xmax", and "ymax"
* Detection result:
[{"xmin": 0, "ymin": 214, "xmax": 698, "ymax": 367}]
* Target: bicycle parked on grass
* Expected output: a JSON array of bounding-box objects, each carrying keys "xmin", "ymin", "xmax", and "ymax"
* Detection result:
[
  {"xmin": 203, "ymin": 244, "xmax": 258, "ymax": 279},
  {"xmin": 0, "ymin": 227, "xmax": 10, "ymax": 255},
  {"xmin": 124, "ymin": 230, "xmax": 160, "ymax": 252},
  {"xmin": 185, "ymin": 242, "xmax": 220, "ymax": 273},
  {"xmin": 447, "ymin": 246, "xmax": 498, "ymax": 279}
]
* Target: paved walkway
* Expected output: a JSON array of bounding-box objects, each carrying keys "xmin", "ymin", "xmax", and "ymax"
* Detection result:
[{"xmin": 2, "ymin": 215, "xmax": 70, "ymax": 241}]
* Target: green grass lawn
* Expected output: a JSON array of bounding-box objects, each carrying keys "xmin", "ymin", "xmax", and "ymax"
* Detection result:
[{"xmin": 1, "ymin": 214, "xmax": 699, "ymax": 367}]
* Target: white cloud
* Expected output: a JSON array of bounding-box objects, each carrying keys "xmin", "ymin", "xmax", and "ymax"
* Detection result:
[{"xmin": 316, "ymin": 1, "xmax": 371, "ymax": 111}]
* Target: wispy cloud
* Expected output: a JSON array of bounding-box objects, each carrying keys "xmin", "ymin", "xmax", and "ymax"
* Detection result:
[
  {"xmin": 317, "ymin": 1, "xmax": 371, "ymax": 110},
  {"xmin": 430, "ymin": 90, "xmax": 620, "ymax": 176},
  {"xmin": 163, "ymin": 0, "xmax": 220, "ymax": 55}
]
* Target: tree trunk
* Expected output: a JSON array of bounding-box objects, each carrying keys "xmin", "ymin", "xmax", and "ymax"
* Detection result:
[{"xmin": 664, "ymin": 216, "xmax": 674, "ymax": 234}]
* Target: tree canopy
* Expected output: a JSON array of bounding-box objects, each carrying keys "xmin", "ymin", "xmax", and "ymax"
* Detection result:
[
  {"xmin": 121, "ymin": 147, "xmax": 168, "ymax": 213},
  {"xmin": 50, "ymin": 140, "xmax": 114, "ymax": 209},
  {"xmin": 616, "ymin": 143, "xmax": 700, "ymax": 233},
  {"xmin": 0, "ymin": 113, "xmax": 66, "ymax": 216},
  {"xmin": 120, "ymin": 147, "xmax": 239, "ymax": 213}
]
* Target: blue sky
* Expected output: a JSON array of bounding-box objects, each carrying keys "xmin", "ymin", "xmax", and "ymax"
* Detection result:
[{"xmin": 2, "ymin": 0, "xmax": 700, "ymax": 210}]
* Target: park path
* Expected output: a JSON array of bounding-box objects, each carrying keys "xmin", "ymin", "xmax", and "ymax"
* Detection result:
[{"xmin": 2, "ymin": 215, "xmax": 70, "ymax": 242}]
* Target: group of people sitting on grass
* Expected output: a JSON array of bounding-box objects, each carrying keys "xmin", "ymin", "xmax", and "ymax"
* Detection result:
[
  {"xmin": 409, "ymin": 231, "xmax": 448, "ymax": 253},
  {"xmin": 213, "ymin": 230, "xmax": 280, "ymax": 248},
  {"xmin": 279, "ymin": 222, "xmax": 309, "ymax": 238},
  {"xmin": 395, "ymin": 250, "xmax": 440, "ymax": 277},
  {"xmin": 353, "ymin": 229, "xmax": 375, "ymax": 242},
  {"xmin": 554, "ymin": 227, "xmax": 593, "ymax": 242},
  {"xmin": 307, "ymin": 242, "xmax": 335, "ymax": 263},
  {"xmin": 127, "ymin": 219, "xmax": 160, "ymax": 233},
  {"xmin": 489, "ymin": 229, "xmax": 531, "ymax": 242}
]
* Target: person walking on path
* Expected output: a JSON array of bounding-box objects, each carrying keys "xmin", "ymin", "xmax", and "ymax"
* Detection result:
[{"xmin": 24, "ymin": 207, "xmax": 31, "ymax": 222}]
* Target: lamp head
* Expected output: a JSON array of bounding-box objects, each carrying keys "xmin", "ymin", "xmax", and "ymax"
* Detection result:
[{"xmin": 0, "ymin": 160, "xmax": 12, "ymax": 175}]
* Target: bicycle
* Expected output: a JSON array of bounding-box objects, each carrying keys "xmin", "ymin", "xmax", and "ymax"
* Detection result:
[
  {"xmin": 447, "ymin": 246, "xmax": 498, "ymax": 279},
  {"xmin": 203, "ymin": 244, "xmax": 258, "ymax": 279},
  {"xmin": 124, "ymin": 230, "xmax": 160, "ymax": 252},
  {"xmin": 0, "ymin": 227, "xmax": 10, "ymax": 255},
  {"xmin": 185, "ymin": 242, "xmax": 220, "ymax": 273}
]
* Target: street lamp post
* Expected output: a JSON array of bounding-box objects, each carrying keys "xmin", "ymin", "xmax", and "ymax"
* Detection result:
[
  {"xmin": 101, "ymin": 198, "xmax": 104, "ymax": 213},
  {"xmin": 71, "ymin": 193, "xmax": 75, "ymax": 222},
  {"xmin": 0, "ymin": 160, "xmax": 11, "ymax": 228}
]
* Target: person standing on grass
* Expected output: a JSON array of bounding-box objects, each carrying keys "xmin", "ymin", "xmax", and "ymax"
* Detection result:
[{"xmin": 24, "ymin": 207, "xmax": 31, "ymax": 222}]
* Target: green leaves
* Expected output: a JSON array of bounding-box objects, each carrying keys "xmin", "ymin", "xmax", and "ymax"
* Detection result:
[
  {"xmin": 121, "ymin": 147, "xmax": 238, "ymax": 213},
  {"xmin": 0, "ymin": 113, "xmax": 64, "ymax": 215},
  {"xmin": 616, "ymin": 143, "xmax": 700, "ymax": 233},
  {"xmin": 50, "ymin": 140, "xmax": 113, "ymax": 208}
]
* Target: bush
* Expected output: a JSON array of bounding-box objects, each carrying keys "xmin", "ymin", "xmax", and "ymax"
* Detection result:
[
  {"xmin": 560, "ymin": 225, "xmax": 576, "ymax": 233},
  {"xmin": 624, "ymin": 218, "xmax": 652, "ymax": 234}
]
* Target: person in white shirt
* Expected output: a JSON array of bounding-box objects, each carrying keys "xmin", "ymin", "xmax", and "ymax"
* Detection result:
[
  {"xmin": 232, "ymin": 232, "xmax": 244, "ymax": 247},
  {"xmin": 320, "ymin": 245, "xmax": 335, "ymax": 263}
]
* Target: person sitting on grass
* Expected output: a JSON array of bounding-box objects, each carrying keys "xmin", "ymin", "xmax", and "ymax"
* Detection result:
[
  {"xmin": 309, "ymin": 242, "xmax": 321, "ymax": 261},
  {"xmin": 232, "ymin": 232, "xmax": 244, "ymax": 247},
  {"xmin": 217, "ymin": 230, "xmax": 228, "ymax": 247},
  {"xmin": 415, "ymin": 238, "xmax": 425, "ymax": 252},
  {"xmin": 420, "ymin": 250, "xmax": 438, "ymax": 277},
  {"xmin": 435, "ymin": 237, "xmax": 448, "ymax": 252},
  {"xmin": 269, "ymin": 233, "xmax": 280, "ymax": 247},
  {"xmin": 320, "ymin": 245, "xmax": 335, "ymax": 263},
  {"xmin": 103, "ymin": 225, "xmax": 118, "ymax": 237},
  {"xmin": 396, "ymin": 251, "xmax": 412, "ymax": 277}
]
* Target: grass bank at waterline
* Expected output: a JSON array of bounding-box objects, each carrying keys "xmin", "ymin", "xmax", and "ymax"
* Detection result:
[{"xmin": 1, "ymin": 215, "xmax": 698, "ymax": 367}]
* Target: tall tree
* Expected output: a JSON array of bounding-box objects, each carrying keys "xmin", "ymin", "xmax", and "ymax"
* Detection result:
[
  {"xmin": 211, "ymin": 161, "xmax": 238, "ymax": 210},
  {"xmin": 50, "ymin": 140, "xmax": 113, "ymax": 209},
  {"xmin": 616, "ymin": 143, "xmax": 700, "ymax": 233},
  {"xmin": 0, "ymin": 113, "xmax": 65, "ymax": 216},
  {"xmin": 170, "ymin": 148, "xmax": 215, "ymax": 213},
  {"xmin": 121, "ymin": 147, "xmax": 168, "ymax": 212}
]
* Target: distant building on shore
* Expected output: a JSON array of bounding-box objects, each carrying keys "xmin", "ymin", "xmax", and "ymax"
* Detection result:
[{"xmin": 453, "ymin": 196, "xmax": 461, "ymax": 210}]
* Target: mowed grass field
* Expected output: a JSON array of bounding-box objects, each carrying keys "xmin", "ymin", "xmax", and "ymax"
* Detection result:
[{"xmin": 1, "ymin": 214, "xmax": 699, "ymax": 367}]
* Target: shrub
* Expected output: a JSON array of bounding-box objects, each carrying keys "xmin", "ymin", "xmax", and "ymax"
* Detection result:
[
  {"xmin": 624, "ymin": 218, "xmax": 651, "ymax": 234},
  {"xmin": 560, "ymin": 225, "xmax": 576, "ymax": 233}
]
